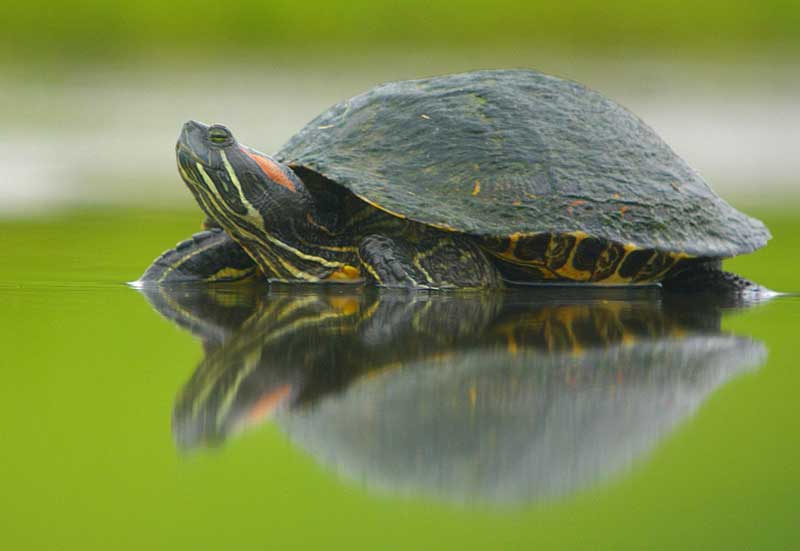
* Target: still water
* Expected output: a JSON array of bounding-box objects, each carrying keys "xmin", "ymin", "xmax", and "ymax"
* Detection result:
[{"xmin": 1, "ymin": 209, "xmax": 798, "ymax": 550}]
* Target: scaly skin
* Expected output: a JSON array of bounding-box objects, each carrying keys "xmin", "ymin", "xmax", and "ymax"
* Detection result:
[
  {"xmin": 662, "ymin": 260, "xmax": 773, "ymax": 304},
  {"xmin": 138, "ymin": 228, "xmax": 257, "ymax": 284}
]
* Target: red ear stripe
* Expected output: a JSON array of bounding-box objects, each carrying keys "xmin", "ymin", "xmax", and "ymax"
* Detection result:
[
  {"xmin": 246, "ymin": 384, "xmax": 293, "ymax": 423},
  {"xmin": 242, "ymin": 148, "xmax": 297, "ymax": 193}
]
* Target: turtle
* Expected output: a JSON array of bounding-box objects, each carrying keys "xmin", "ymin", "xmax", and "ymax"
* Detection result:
[{"xmin": 139, "ymin": 69, "xmax": 771, "ymax": 292}]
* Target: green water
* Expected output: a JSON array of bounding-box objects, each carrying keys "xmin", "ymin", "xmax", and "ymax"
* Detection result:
[{"xmin": 1, "ymin": 209, "xmax": 798, "ymax": 550}]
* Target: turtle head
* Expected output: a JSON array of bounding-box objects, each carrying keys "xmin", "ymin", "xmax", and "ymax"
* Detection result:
[
  {"xmin": 177, "ymin": 120, "xmax": 313, "ymax": 227},
  {"xmin": 175, "ymin": 121, "xmax": 346, "ymax": 281}
]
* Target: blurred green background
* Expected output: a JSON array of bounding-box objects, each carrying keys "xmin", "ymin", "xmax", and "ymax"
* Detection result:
[
  {"xmin": 4, "ymin": 0, "xmax": 800, "ymax": 64},
  {"xmin": 1, "ymin": 0, "xmax": 797, "ymax": 215},
  {"xmin": 1, "ymin": 2, "xmax": 798, "ymax": 550}
]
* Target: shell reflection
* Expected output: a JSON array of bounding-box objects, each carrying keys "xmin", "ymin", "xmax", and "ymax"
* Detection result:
[{"xmin": 140, "ymin": 286, "xmax": 766, "ymax": 505}]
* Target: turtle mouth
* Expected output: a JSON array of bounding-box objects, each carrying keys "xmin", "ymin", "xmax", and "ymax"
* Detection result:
[
  {"xmin": 176, "ymin": 121, "xmax": 212, "ymax": 166},
  {"xmin": 175, "ymin": 145, "xmax": 205, "ymax": 186},
  {"xmin": 176, "ymin": 142, "xmax": 203, "ymax": 168}
]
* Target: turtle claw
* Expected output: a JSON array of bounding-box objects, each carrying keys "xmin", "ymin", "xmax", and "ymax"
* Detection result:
[{"xmin": 357, "ymin": 234, "xmax": 429, "ymax": 289}]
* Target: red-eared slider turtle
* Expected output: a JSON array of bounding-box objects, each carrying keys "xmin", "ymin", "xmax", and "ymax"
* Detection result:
[{"xmin": 140, "ymin": 69, "xmax": 770, "ymax": 291}]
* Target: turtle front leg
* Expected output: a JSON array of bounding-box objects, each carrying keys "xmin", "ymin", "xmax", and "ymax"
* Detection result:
[
  {"xmin": 138, "ymin": 228, "xmax": 258, "ymax": 284},
  {"xmin": 357, "ymin": 234, "xmax": 502, "ymax": 289}
]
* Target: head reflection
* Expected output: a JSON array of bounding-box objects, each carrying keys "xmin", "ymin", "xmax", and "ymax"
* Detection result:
[{"xmin": 140, "ymin": 286, "xmax": 766, "ymax": 506}]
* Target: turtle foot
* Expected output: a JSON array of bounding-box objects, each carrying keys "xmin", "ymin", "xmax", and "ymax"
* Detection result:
[{"xmin": 662, "ymin": 265, "xmax": 776, "ymax": 306}]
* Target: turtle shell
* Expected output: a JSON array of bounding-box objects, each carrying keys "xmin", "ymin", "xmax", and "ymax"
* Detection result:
[{"xmin": 276, "ymin": 69, "xmax": 769, "ymax": 258}]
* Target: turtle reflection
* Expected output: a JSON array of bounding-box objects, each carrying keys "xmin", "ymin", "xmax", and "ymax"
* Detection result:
[{"xmin": 140, "ymin": 285, "xmax": 766, "ymax": 505}]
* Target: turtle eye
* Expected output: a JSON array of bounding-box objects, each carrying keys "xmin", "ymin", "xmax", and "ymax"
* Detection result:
[{"xmin": 208, "ymin": 125, "xmax": 232, "ymax": 145}]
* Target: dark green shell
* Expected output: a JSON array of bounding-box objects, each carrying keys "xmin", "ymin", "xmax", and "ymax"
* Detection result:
[{"xmin": 276, "ymin": 69, "xmax": 769, "ymax": 258}]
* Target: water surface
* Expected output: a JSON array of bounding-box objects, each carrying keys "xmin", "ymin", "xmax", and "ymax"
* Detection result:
[{"xmin": 1, "ymin": 209, "xmax": 798, "ymax": 550}]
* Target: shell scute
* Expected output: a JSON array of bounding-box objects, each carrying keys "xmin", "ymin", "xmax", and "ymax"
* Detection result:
[{"xmin": 277, "ymin": 69, "xmax": 769, "ymax": 258}]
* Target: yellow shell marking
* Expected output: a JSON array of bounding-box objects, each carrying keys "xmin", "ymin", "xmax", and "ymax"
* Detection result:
[
  {"xmin": 355, "ymin": 193, "xmax": 406, "ymax": 220},
  {"xmin": 593, "ymin": 243, "xmax": 640, "ymax": 285},
  {"xmin": 487, "ymin": 231, "xmax": 694, "ymax": 285},
  {"xmin": 551, "ymin": 231, "xmax": 592, "ymax": 282}
]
